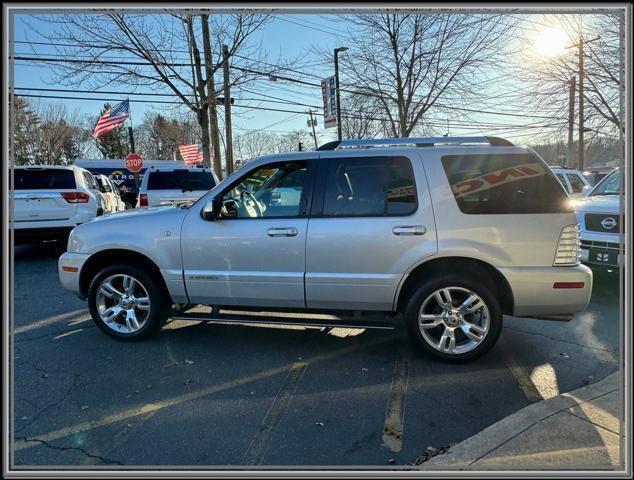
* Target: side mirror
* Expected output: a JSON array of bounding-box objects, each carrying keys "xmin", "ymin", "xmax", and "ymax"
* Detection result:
[
  {"xmin": 201, "ymin": 198, "xmax": 218, "ymax": 221},
  {"xmin": 581, "ymin": 185, "xmax": 593, "ymax": 197}
]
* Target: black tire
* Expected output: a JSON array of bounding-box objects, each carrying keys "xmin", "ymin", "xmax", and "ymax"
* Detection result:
[
  {"xmin": 404, "ymin": 274, "xmax": 502, "ymax": 362},
  {"xmin": 87, "ymin": 263, "xmax": 170, "ymax": 341}
]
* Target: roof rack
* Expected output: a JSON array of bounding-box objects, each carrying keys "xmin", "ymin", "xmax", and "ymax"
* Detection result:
[{"xmin": 317, "ymin": 136, "xmax": 513, "ymax": 151}]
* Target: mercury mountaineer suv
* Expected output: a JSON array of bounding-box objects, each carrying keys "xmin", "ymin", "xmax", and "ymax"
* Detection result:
[{"xmin": 58, "ymin": 136, "xmax": 593, "ymax": 362}]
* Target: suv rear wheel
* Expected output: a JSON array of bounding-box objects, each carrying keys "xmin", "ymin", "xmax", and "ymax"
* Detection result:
[
  {"xmin": 404, "ymin": 275, "xmax": 502, "ymax": 362},
  {"xmin": 87, "ymin": 264, "xmax": 170, "ymax": 341}
]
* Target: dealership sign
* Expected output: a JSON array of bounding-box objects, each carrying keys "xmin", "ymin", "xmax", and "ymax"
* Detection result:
[{"xmin": 321, "ymin": 76, "xmax": 337, "ymax": 129}]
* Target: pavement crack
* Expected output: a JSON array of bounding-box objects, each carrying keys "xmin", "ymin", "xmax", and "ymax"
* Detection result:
[
  {"xmin": 504, "ymin": 326, "xmax": 617, "ymax": 354},
  {"xmin": 16, "ymin": 437, "xmax": 123, "ymax": 465},
  {"xmin": 15, "ymin": 365, "xmax": 82, "ymax": 435}
]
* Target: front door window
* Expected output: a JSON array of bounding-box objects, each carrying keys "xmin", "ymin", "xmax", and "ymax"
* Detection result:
[{"xmin": 221, "ymin": 162, "xmax": 308, "ymax": 218}]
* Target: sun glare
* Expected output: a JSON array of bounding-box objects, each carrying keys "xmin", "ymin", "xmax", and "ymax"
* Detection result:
[{"xmin": 533, "ymin": 28, "xmax": 568, "ymax": 57}]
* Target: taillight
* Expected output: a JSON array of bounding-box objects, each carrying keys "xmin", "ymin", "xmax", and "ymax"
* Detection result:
[
  {"xmin": 61, "ymin": 192, "xmax": 90, "ymax": 203},
  {"xmin": 139, "ymin": 194, "xmax": 148, "ymax": 207},
  {"xmin": 553, "ymin": 224, "xmax": 581, "ymax": 266}
]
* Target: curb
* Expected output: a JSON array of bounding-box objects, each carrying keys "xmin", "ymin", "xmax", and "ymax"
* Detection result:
[{"xmin": 423, "ymin": 371, "xmax": 621, "ymax": 470}]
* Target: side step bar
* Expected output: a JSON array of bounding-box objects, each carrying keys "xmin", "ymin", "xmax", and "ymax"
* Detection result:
[{"xmin": 170, "ymin": 311, "xmax": 396, "ymax": 330}]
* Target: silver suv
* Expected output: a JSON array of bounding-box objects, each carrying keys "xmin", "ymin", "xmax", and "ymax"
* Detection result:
[{"xmin": 58, "ymin": 137, "xmax": 593, "ymax": 361}]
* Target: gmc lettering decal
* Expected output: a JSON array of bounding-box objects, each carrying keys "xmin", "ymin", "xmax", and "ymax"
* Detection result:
[{"xmin": 451, "ymin": 163, "xmax": 546, "ymax": 198}]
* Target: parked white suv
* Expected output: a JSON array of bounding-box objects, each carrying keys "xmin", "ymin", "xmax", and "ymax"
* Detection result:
[
  {"xmin": 13, "ymin": 165, "xmax": 100, "ymax": 245},
  {"xmin": 95, "ymin": 174, "xmax": 126, "ymax": 213},
  {"xmin": 137, "ymin": 166, "xmax": 218, "ymax": 208},
  {"xmin": 59, "ymin": 137, "xmax": 592, "ymax": 361},
  {"xmin": 573, "ymin": 167, "xmax": 623, "ymax": 269}
]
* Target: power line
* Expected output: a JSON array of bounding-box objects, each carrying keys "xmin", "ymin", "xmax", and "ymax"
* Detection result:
[{"xmin": 13, "ymin": 86, "xmax": 323, "ymax": 109}]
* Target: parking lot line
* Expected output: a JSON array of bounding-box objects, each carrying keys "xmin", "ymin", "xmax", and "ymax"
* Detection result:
[
  {"xmin": 13, "ymin": 309, "xmax": 89, "ymax": 335},
  {"xmin": 13, "ymin": 334, "xmax": 396, "ymax": 452},
  {"xmin": 242, "ymin": 362, "xmax": 308, "ymax": 465},
  {"xmin": 382, "ymin": 338, "xmax": 410, "ymax": 453},
  {"xmin": 502, "ymin": 348, "xmax": 542, "ymax": 402}
]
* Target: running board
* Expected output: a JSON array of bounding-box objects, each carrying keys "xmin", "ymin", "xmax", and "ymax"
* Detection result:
[{"xmin": 170, "ymin": 312, "xmax": 396, "ymax": 330}]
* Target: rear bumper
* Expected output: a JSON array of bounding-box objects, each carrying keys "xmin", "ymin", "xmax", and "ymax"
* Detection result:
[
  {"xmin": 58, "ymin": 252, "xmax": 91, "ymax": 296},
  {"xmin": 499, "ymin": 264, "xmax": 593, "ymax": 317}
]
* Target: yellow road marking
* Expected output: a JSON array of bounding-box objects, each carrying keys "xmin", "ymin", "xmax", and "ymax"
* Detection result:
[
  {"xmin": 503, "ymin": 349, "xmax": 542, "ymax": 402},
  {"xmin": 382, "ymin": 338, "xmax": 410, "ymax": 452},
  {"xmin": 14, "ymin": 334, "xmax": 395, "ymax": 451},
  {"xmin": 243, "ymin": 362, "xmax": 307, "ymax": 465},
  {"xmin": 13, "ymin": 309, "xmax": 89, "ymax": 335}
]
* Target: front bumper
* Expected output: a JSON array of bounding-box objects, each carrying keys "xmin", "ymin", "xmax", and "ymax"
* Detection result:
[
  {"xmin": 58, "ymin": 252, "xmax": 91, "ymax": 296},
  {"xmin": 499, "ymin": 264, "xmax": 593, "ymax": 317}
]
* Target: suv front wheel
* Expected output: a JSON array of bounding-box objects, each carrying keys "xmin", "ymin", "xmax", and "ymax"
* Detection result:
[
  {"xmin": 404, "ymin": 275, "xmax": 502, "ymax": 362},
  {"xmin": 87, "ymin": 264, "xmax": 170, "ymax": 341}
]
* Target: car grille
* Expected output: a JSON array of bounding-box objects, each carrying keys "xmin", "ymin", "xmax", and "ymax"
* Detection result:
[
  {"xmin": 585, "ymin": 213, "xmax": 621, "ymax": 233},
  {"xmin": 580, "ymin": 240, "xmax": 621, "ymax": 253}
]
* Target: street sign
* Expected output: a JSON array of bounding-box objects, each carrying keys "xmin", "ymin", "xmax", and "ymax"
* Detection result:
[
  {"xmin": 125, "ymin": 153, "xmax": 143, "ymax": 173},
  {"xmin": 321, "ymin": 76, "xmax": 337, "ymax": 129}
]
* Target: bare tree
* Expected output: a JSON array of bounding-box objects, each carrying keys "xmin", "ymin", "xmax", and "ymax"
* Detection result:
[
  {"xmin": 336, "ymin": 13, "xmax": 514, "ymax": 137},
  {"xmin": 30, "ymin": 11, "xmax": 271, "ymax": 173},
  {"xmin": 510, "ymin": 13, "xmax": 623, "ymax": 141},
  {"xmin": 340, "ymin": 92, "xmax": 383, "ymax": 139},
  {"xmin": 12, "ymin": 98, "xmax": 85, "ymax": 165},
  {"xmin": 136, "ymin": 112, "xmax": 198, "ymax": 160}
]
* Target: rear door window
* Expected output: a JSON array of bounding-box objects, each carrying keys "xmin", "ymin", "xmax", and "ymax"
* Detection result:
[
  {"xmin": 441, "ymin": 153, "xmax": 571, "ymax": 214},
  {"xmin": 566, "ymin": 173, "xmax": 586, "ymax": 193},
  {"xmin": 147, "ymin": 170, "xmax": 216, "ymax": 191},
  {"xmin": 318, "ymin": 156, "xmax": 417, "ymax": 217},
  {"xmin": 14, "ymin": 169, "xmax": 76, "ymax": 190},
  {"xmin": 555, "ymin": 173, "xmax": 570, "ymax": 193}
]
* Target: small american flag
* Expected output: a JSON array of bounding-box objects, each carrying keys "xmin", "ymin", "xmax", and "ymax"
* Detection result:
[
  {"xmin": 92, "ymin": 100, "xmax": 130, "ymax": 138},
  {"xmin": 179, "ymin": 144, "xmax": 204, "ymax": 165}
]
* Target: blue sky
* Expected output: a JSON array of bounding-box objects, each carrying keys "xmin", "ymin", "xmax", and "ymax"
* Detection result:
[{"xmin": 11, "ymin": 11, "xmax": 575, "ymax": 150}]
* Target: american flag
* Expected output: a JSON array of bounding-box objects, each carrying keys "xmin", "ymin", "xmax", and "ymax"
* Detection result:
[
  {"xmin": 179, "ymin": 144, "xmax": 204, "ymax": 165},
  {"xmin": 92, "ymin": 100, "xmax": 130, "ymax": 138}
]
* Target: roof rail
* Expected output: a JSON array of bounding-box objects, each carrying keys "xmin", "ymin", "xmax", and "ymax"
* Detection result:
[{"xmin": 318, "ymin": 136, "xmax": 513, "ymax": 151}]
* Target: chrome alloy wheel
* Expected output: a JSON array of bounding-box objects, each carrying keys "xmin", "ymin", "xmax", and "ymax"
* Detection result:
[
  {"xmin": 95, "ymin": 274, "xmax": 151, "ymax": 334},
  {"xmin": 418, "ymin": 287, "xmax": 490, "ymax": 355}
]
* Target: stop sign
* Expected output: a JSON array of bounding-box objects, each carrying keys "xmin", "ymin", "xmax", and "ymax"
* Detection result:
[{"xmin": 125, "ymin": 153, "xmax": 143, "ymax": 173}]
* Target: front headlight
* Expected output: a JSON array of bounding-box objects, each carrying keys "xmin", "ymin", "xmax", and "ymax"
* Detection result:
[{"xmin": 67, "ymin": 228, "xmax": 83, "ymax": 253}]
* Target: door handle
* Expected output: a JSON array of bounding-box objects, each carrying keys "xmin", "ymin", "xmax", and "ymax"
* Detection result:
[
  {"xmin": 392, "ymin": 225, "xmax": 426, "ymax": 236},
  {"xmin": 267, "ymin": 227, "xmax": 299, "ymax": 237}
]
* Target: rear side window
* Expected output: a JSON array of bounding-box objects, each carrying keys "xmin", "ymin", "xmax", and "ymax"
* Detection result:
[
  {"xmin": 441, "ymin": 154, "xmax": 571, "ymax": 214},
  {"xmin": 566, "ymin": 173, "xmax": 586, "ymax": 193},
  {"xmin": 147, "ymin": 170, "xmax": 216, "ymax": 191},
  {"xmin": 321, "ymin": 156, "xmax": 417, "ymax": 217},
  {"xmin": 555, "ymin": 173, "xmax": 570, "ymax": 193},
  {"xmin": 14, "ymin": 169, "xmax": 76, "ymax": 190}
]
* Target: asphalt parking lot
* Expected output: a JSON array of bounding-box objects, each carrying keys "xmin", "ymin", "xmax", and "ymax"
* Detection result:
[{"xmin": 11, "ymin": 242, "xmax": 621, "ymax": 468}]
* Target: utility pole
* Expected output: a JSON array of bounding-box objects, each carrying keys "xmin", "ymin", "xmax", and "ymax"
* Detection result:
[
  {"xmin": 578, "ymin": 34, "xmax": 585, "ymax": 171},
  {"xmin": 567, "ymin": 76, "xmax": 576, "ymax": 168},
  {"xmin": 334, "ymin": 46, "xmax": 348, "ymax": 141},
  {"xmin": 201, "ymin": 14, "xmax": 222, "ymax": 179},
  {"xmin": 222, "ymin": 44, "xmax": 234, "ymax": 177},
  {"xmin": 308, "ymin": 110, "xmax": 318, "ymax": 149}
]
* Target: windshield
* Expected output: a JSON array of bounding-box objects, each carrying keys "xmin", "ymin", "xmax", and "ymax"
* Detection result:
[
  {"xmin": 591, "ymin": 169, "xmax": 620, "ymax": 196},
  {"xmin": 147, "ymin": 170, "xmax": 216, "ymax": 191}
]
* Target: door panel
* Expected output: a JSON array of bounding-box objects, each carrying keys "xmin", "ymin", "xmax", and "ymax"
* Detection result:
[
  {"xmin": 305, "ymin": 153, "xmax": 437, "ymax": 311},
  {"xmin": 181, "ymin": 218, "xmax": 308, "ymax": 307},
  {"xmin": 180, "ymin": 158, "xmax": 314, "ymax": 308}
]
